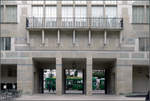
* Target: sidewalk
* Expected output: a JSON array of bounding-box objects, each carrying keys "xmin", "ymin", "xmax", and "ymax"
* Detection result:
[{"xmin": 15, "ymin": 94, "xmax": 145, "ymax": 101}]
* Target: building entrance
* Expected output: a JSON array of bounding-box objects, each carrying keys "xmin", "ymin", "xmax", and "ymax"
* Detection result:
[
  {"xmin": 62, "ymin": 58, "xmax": 86, "ymax": 94},
  {"xmin": 92, "ymin": 58, "xmax": 116, "ymax": 95},
  {"xmin": 33, "ymin": 58, "xmax": 56, "ymax": 94}
]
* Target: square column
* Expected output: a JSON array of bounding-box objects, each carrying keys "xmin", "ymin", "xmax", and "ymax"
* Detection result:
[
  {"xmin": 86, "ymin": 57, "xmax": 92, "ymax": 95},
  {"xmin": 56, "ymin": 57, "xmax": 62, "ymax": 95},
  {"xmin": 17, "ymin": 61, "xmax": 34, "ymax": 95},
  {"xmin": 115, "ymin": 65, "xmax": 132, "ymax": 95}
]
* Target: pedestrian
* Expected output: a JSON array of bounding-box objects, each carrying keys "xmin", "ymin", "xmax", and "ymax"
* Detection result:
[{"xmin": 52, "ymin": 85, "xmax": 55, "ymax": 92}]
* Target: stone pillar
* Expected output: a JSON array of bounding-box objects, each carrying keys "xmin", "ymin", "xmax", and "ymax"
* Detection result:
[
  {"xmin": 115, "ymin": 64, "xmax": 132, "ymax": 95},
  {"xmin": 86, "ymin": 57, "xmax": 92, "ymax": 95},
  {"xmin": 17, "ymin": 59, "xmax": 34, "ymax": 95},
  {"xmin": 56, "ymin": 57, "xmax": 62, "ymax": 95}
]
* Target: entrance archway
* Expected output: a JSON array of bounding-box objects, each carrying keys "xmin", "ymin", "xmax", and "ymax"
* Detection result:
[
  {"xmin": 62, "ymin": 58, "xmax": 86, "ymax": 94},
  {"xmin": 33, "ymin": 58, "xmax": 56, "ymax": 94},
  {"xmin": 92, "ymin": 58, "xmax": 116, "ymax": 95}
]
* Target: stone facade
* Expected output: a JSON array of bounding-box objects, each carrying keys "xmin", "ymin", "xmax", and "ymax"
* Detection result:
[{"xmin": 0, "ymin": 0, "xmax": 149, "ymax": 96}]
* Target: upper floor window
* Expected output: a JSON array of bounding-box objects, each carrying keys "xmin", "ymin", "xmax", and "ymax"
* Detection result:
[
  {"xmin": 46, "ymin": 1, "xmax": 57, "ymax": 4},
  {"xmin": 6, "ymin": 5, "xmax": 17, "ymax": 22},
  {"xmin": 75, "ymin": 6, "xmax": 87, "ymax": 18},
  {"xmin": 146, "ymin": 6, "xmax": 149, "ymax": 23},
  {"xmin": 45, "ymin": 6, "xmax": 57, "ymax": 18},
  {"xmin": 0, "ymin": 6, "xmax": 4, "ymax": 23},
  {"xmin": 62, "ymin": 6, "xmax": 73, "ymax": 18},
  {"xmin": 32, "ymin": 6, "xmax": 43, "ymax": 17},
  {"xmin": 75, "ymin": 1, "xmax": 86, "ymax": 4},
  {"xmin": 45, "ymin": 6, "xmax": 57, "ymax": 27},
  {"xmin": 105, "ymin": 0, "xmax": 117, "ymax": 5},
  {"xmin": 0, "ymin": 37, "xmax": 11, "ymax": 51},
  {"xmin": 32, "ymin": 1, "xmax": 44, "ymax": 4},
  {"xmin": 62, "ymin": 1, "xmax": 73, "ymax": 4},
  {"xmin": 139, "ymin": 37, "xmax": 150, "ymax": 51},
  {"xmin": 92, "ymin": 1, "xmax": 103, "ymax": 4},
  {"xmin": 105, "ymin": 6, "xmax": 117, "ymax": 18},
  {"xmin": 132, "ymin": 6, "xmax": 144, "ymax": 23},
  {"xmin": 92, "ymin": 6, "xmax": 103, "ymax": 17}
]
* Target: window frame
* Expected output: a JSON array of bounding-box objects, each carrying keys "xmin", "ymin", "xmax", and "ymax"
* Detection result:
[
  {"xmin": 132, "ymin": 5, "xmax": 148, "ymax": 24},
  {"xmin": 0, "ymin": 37, "xmax": 11, "ymax": 51},
  {"xmin": 146, "ymin": 6, "xmax": 150, "ymax": 24},
  {"xmin": 91, "ymin": 5, "xmax": 104, "ymax": 18},
  {"xmin": 32, "ymin": 5, "xmax": 43, "ymax": 17},
  {"xmin": 139, "ymin": 37, "xmax": 150, "ymax": 51},
  {"xmin": 0, "ymin": 5, "xmax": 4, "ymax": 23},
  {"xmin": 75, "ymin": 5, "xmax": 87, "ymax": 18},
  {"xmin": 5, "ymin": 5, "xmax": 17, "ymax": 23}
]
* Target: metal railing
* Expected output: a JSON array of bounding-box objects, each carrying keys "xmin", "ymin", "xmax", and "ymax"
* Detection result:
[{"xmin": 26, "ymin": 17, "xmax": 123, "ymax": 29}]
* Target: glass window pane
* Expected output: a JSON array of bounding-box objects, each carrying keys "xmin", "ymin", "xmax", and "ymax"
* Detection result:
[
  {"xmin": 92, "ymin": 1, "xmax": 103, "ymax": 4},
  {"xmin": 32, "ymin": 6, "xmax": 43, "ymax": 17},
  {"xmin": 139, "ymin": 37, "xmax": 150, "ymax": 51},
  {"xmin": 75, "ymin": 1, "xmax": 86, "ymax": 4},
  {"xmin": 92, "ymin": 6, "xmax": 103, "ymax": 17},
  {"xmin": 45, "ymin": 6, "xmax": 57, "ymax": 17},
  {"xmin": 147, "ymin": 6, "xmax": 149, "ymax": 23},
  {"xmin": 61, "ymin": 6, "xmax": 73, "ymax": 27},
  {"xmin": 139, "ymin": 38, "xmax": 145, "ymax": 51},
  {"xmin": 6, "ymin": 6, "xmax": 17, "ymax": 22},
  {"xmin": 62, "ymin": 1, "xmax": 73, "ymax": 4},
  {"xmin": 132, "ymin": 6, "xmax": 144, "ymax": 23},
  {"xmin": 0, "ymin": 37, "xmax": 4, "ymax": 50},
  {"xmin": 146, "ymin": 37, "xmax": 150, "ymax": 51},
  {"xmin": 105, "ymin": 6, "xmax": 117, "ymax": 17},
  {"xmin": 32, "ymin": 0, "xmax": 43, "ymax": 4},
  {"xmin": 46, "ymin": 1, "xmax": 57, "ymax": 4},
  {"xmin": 45, "ymin": 6, "xmax": 57, "ymax": 27},
  {"xmin": 5, "ymin": 37, "xmax": 11, "ymax": 50},
  {"xmin": 105, "ymin": 0, "xmax": 117, "ymax": 5},
  {"xmin": 75, "ymin": 6, "xmax": 87, "ymax": 18},
  {"xmin": 62, "ymin": 6, "xmax": 73, "ymax": 18},
  {"xmin": 0, "ymin": 6, "xmax": 4, "ymax": 23}
]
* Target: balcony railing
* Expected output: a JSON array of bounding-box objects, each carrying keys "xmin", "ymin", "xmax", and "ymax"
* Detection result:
[{"xmin": 26, "ymin": 17, "xmax": 123, "ymax": 29}]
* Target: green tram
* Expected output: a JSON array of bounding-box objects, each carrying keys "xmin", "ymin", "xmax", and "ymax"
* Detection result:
[{"xmin": 45, "ymin": 77, "xmax": 105, "ymax": 90}]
